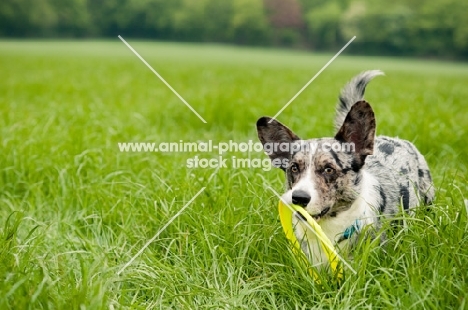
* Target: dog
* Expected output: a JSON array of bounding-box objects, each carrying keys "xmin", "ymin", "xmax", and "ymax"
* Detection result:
[{"xmin": 256, "ymin": 70, "xmax": 434, "ymax": 268}]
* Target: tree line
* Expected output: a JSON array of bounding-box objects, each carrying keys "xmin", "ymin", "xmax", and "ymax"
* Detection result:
[{"xmin": 0, "ymin": 0, "xmax": 467, "ymax": 59}]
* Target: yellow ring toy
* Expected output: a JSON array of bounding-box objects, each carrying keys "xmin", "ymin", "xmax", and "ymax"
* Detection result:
[{"xmin": 278, "ymin": 200, "xmax": 344, "ymax": 281}]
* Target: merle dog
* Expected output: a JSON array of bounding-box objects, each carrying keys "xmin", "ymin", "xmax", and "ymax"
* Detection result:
[{"xmin": 257, "ymin": 70, "xmax": 434, "ymax": 267}]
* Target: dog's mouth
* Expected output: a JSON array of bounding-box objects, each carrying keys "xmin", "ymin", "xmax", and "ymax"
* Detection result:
[
  {"xmin": 311, "ymin": 207, "xmax": 331, "ymax": 221},
  {"xmin": 295, "ymin": 207, "xmax": 331, "ymax": 222}
]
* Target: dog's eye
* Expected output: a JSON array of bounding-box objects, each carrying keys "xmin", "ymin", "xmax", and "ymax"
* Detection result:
[
  {"xmin": 291, "ymin": 164, "xmax": 299, "ymax": 173},
  {"xmin": 323, "ymin": 167, "xmax": 335, "ymax": 175}
]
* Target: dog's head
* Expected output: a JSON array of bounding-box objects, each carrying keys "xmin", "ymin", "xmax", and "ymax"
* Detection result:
[{"xmin": 257, "ymin": 101, "xmax": 376, "ymax": 220}]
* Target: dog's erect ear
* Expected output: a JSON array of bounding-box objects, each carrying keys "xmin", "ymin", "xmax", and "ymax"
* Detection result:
[
  {"xmin": 334, "ymin": 101, "xmax": 375, "ymax": 168},
  {"xmin": 256, "ymin": 117, "xmax": 300, "ymax": 170}
]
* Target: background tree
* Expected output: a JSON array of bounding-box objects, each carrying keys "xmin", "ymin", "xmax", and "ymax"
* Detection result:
[
  {"xmin": 230, "ymin": 0, "xmax": 270, "ymax": 45},
  {"xmin": 0, "ymin": 0, "xmax": 466, "ymax": 59},
  {"xmin": 264, "ymin": 0, "xmax": 304, "ymax": 47}
]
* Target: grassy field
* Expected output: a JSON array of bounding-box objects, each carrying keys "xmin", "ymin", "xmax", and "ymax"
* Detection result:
[{"xmin": 1, "ymin": 40, "xmax": 468, "ymax": 309}]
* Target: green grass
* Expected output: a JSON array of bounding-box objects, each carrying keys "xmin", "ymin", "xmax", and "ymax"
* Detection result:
[{"xmin": 1, "ymin": 40, "xmax": 468, "ymax": 309}]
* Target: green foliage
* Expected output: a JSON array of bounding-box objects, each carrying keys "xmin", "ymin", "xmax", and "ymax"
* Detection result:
[
  {"xmin": 230, "ymin": 0, "xmax": 270, "ymax": 45},
  {"xmin": 342, "ymin": 0, "xmax": 468, "ymax": 57},
  {"xmin": 306, "ymin": 1, "xmax": 342, "ymax": 48},
  {"xmin": 0, "ymin": 40, "xmax": 468, "ymax": 307},
  {"xmin": 0, "ymin": 0, "xmax": 56, "ymax": 36},
  {"xmin": 0, "ymin": 0, "xmax": 467, "ymax": 58}
]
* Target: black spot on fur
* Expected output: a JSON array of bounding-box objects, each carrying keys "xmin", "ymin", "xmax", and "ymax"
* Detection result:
[
  {"xmin": 426, "ymin": 171, "xmax": 433, "ymax": 182},
  {"xmin": 400, "ymin": 185, "xmax": 410, "ymax": 210},
  {"xmin": 400, "ymin": 167, "xmax": 408, "ymax": 174},
  {"xmin": 381, "ymin": 136, "xmax": 402, "ymax": 147},
  {"xmin": 354, "ymin": 173, "xmax": 362, "ymax": 185},
  {"xmin": 351, "ymin": 158, "xmax": 361, "ymax": 172},
  {"xmin": 418, "ymin": 169, "xmax": 424, "ymax": 178},
  {"xmin": 329, "ymin": 149, "xmax": 343, "ymax": 169},
  {"xmin": 378, "ymin": 185, "xmax": 387, "ymax": 213},
  {"xmin": 378, "ymin": 143, "xmax": 395, "ymax": 156},
  {"xmin": 419, "ymin": 169, "xmax": 433, "ymax": 183},
  {"xmin": 356, "ymin": 79, "xmax": 366, "ymax": 95},
  {"xmin": 339, "ymin": 96, "xmax": 347, "ymax": 109}
]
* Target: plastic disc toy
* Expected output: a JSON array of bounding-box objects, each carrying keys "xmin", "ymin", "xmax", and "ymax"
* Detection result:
[{"xmin": 278, "ymin": 200, "xmax": 343, "ymax": 280}]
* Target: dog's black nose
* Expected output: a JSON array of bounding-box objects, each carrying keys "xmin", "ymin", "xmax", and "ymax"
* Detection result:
[{"xmin": 292, "ymin": 190, "xmax": 311, "ymax": 207}]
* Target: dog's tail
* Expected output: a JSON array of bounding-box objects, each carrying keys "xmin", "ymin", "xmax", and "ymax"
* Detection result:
[{"xmin": 334, "ymin": 70, "xmax": 384, "ymax": 132}]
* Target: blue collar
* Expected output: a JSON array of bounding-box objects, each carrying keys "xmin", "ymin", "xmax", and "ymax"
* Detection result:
[{"xmin": 342, "ymin": 219, "xmax": 361, "ymax": 240}]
